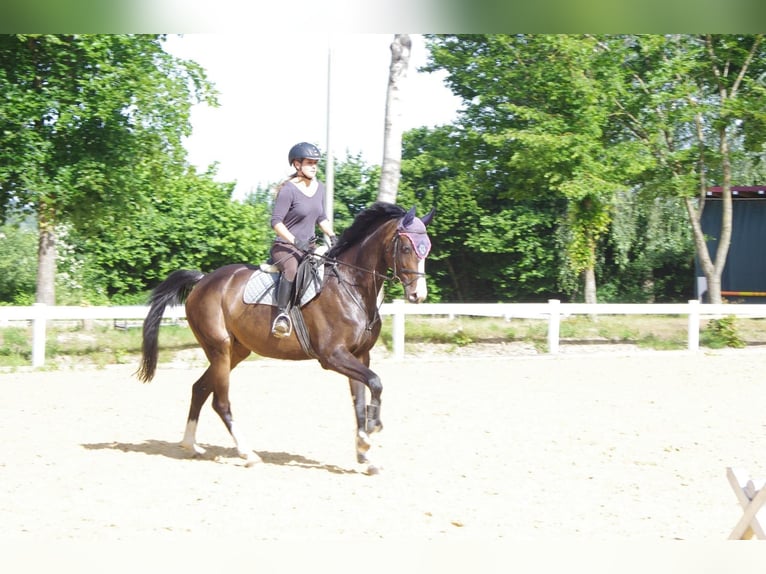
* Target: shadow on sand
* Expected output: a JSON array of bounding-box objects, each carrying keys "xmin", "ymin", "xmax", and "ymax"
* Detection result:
[{"xmin": 82, "ymin": 440, "xmax": 359, "ymax": 475}]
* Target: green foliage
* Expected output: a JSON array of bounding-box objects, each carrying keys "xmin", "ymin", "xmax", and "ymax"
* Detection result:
[
  {"xmin": 0, "ymin": 222, "xmax": 37, "ymax": 302},
  {"xmin": 3, "ymin": 35, "xmax": 764, "ymax": 307},
  {"xmin": 0, "ymin": 34, "xmax": 217, "ymax": 301},
  {"xmin": 0, "ymin": 327, "xmax": 30, "ymax": 363},
  {"xmin": 598, "ymin": 191, "xmax": 695, "ymax": 302},
  {"xmin": 421, "ymin": 34, "xmax": 652, "ymax": 299},
  {"xmin": 0, "ymin": 34, "xmax": 216, "ymax": 217},
  {"xmin": 328, "ymin": 152, "xmax": 380, "ymax": 232},
  {"xmin": 611, "ymin": 35, "xmax": 766, "ymax": 302},
  {"xmin": 70, "ymin": 167, "xmax": 270, "ymax": 297},
  {"xmin": 702, "ymin": 315, "xmax": 746, "ymax": 348},
  {"xmin": 416, "ymin": 34, "xmax": 766, "ymax": 303}
]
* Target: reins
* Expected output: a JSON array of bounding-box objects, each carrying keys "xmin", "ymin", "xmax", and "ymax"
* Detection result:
[{"xmin": 312, "ymin": 232, "xmax": 426, "ymax": 287}]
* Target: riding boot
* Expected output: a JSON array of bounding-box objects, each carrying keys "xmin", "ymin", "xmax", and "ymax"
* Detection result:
[{"xmin": 271, "ymin": 276, "xmax": 295, "ymax": 338}]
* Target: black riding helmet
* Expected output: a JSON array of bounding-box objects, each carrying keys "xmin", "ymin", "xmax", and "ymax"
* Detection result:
[{"xmin": 288, "ymin": 142, "xmax": 321, "ymax": 166}]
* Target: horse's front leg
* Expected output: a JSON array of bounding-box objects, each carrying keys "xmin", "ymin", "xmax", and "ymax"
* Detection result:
[
  {"xmin": 338, "ymin": 351, "xmax": 383, "ymax": 474},
  {"xmin": 320, "ymin": 347, "xmax": 383, "ymax": 473},
  {"xmin": 349, "ymin": 379, "xmax": 374, "ymax": 463}
]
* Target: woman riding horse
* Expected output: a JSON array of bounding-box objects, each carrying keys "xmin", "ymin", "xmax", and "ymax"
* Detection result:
[{"xmin": 137, "ymin": 202, "xmax": 434, "ymax": 474}]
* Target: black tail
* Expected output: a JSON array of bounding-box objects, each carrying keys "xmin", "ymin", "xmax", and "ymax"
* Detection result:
[{"xmin": 136, "ymin": 269, "xmax": 205, "ymax": 383}]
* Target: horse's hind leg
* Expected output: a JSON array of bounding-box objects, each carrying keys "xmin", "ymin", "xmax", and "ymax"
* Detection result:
[
  {"xmin": 180, "ymin": 369, "xmax": 214, "ymax": 455},
  {"xmin": 182, "ymin": 342, "xmax": 260, "ymax": 465},
  {"xmin": 211, "ymin": 344, "xmax": 261, "ymax": 465}
]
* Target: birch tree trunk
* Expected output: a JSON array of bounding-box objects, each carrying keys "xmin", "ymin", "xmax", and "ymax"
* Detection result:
[
  {"xmin": 36, "ymin": 212, "xmax": 56, "ymax": 305},
  {"xmin": 583, "ymin": 266, "xmax": 597, "ymax": 305},
  {"xmin": 377, "ymin": 34, "xmax": 411, "ymax": 204}
]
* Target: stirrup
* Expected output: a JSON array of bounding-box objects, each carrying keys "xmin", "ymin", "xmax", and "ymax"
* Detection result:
[{"xmin": 271, "ymin": 313, "xmax": 292, "ymax": 338}]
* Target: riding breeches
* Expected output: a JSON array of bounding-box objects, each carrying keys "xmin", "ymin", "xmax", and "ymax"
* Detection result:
[{"xmin": 269, "ymin": 242, "xmax": 302, "ymax": 281}]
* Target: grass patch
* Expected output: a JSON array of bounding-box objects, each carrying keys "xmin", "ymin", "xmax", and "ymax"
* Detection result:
[
  {"xmin": 0, "ymin": 327, "xmax": 32, "ymax": 367},
  {"xmin": 0, "ymin": 320, "xmax": 201, "ymax": 369},
  {"xmin": 380, "ymin": 314, "xmax": 766, "ymax": 353},
  {"xmin": 2, "ymin": 313, "xmax": 765, "ymax": 369}
]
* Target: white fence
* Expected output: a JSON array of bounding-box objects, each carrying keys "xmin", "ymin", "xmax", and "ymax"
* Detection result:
[{"xmin": 2, "ymin": 300, "xmax": 766, "ymax": 368}]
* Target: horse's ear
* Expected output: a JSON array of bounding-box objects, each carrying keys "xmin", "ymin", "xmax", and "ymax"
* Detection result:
[
  {"xmin": 420, "ymin": 207, "xmax": 436, "ymax": 227},
  {"xmin": 402, "ymin": 206, "xmax": 416, "ymax": 227}
]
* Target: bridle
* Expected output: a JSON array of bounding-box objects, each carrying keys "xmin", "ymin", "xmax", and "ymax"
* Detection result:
[
  {"xmin": 310, "ymin": 224, "xmax": 429, "ymax": 331},
  {"xmin": 388, "ymin": 233, "xmax": 427, "ymax": 288},
  {"xmin": 313, "ymin": 228, "xmax": 428, "ymax": 287}
]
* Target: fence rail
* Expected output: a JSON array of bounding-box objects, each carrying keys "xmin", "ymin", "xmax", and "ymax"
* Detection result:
[{"xmin": 2, "ymin": 300, "xmax": 766, "ymax": 368}]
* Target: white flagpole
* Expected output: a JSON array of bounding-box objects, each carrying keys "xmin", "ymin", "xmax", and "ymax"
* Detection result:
[{"xmin": 325, "ymin": 40, "xmax": 334, "ymax": 228}]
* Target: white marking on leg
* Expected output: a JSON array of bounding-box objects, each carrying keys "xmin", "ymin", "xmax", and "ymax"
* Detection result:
[
  {"xmin": 357, "ymin": 430, "xmax": 372, "ymax": 454},
  {"xmin": 229, "ymin": 420, "xmax": 249, "ymax": 457},
  {"xmin": 230, "ymin": 421, "xmax": 262, "ymax": 466},
  {"xmin": 180, "ymin": 420, "xmax": 205, "ymax": 455}
]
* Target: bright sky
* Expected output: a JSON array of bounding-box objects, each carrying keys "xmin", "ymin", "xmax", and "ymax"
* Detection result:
[{"xmin": 162, "ymin": 34, "xmax": 462, "ymax": 199}]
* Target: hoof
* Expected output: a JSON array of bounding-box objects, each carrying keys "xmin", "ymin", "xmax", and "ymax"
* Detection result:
[
  {"xmin": 366, "ymin": 420, "xmax": 383, "ymax": 434},
  {"xmin": 243, "ymin": 453, "xmax": 263, "ymax": 467},
  {"xmin": 366, "ymin": 464, "xmax": 382, "ymax": 475},
  {"xmin": 180, "ymin": 442, "xmax": 206, "ymax": 456},
  {"xmin": 356, "ymin": 431, "xmax": 372, "ymax": 454}
]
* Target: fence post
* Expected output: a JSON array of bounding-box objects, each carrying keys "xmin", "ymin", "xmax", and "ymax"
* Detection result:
[
  {"xmin": 31, "ymin": 303, "xmax": 47, "ymax": 368},
  {"xmin": 548, "ymin": 299, "xmax": 560, "ymax": 355},
  {"xmin": 687, "ymin": 299, "xmax": 700, "ymax": 352},
  {"xmin": 392, "ymin": 298, "xmax": 406, "ymax": 360}
]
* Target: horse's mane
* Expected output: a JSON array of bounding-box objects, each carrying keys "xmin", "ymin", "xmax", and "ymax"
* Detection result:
[{"xmin": 327, "ymin": 202, "xmax": 406, "ymax": 258}]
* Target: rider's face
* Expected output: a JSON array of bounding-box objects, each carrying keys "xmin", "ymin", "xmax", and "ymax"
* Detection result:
[{"xmin": 296, "ymin": 159, "xmax": 318, "ymax": 179}]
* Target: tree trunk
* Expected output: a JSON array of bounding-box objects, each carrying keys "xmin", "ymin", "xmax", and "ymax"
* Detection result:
[
  {"xmin": 686, "ymin": 126, "xmax": 733, "ymax": 305},
  {"xmin": 36, "ymin": 220, "xmax": 56, "ymax": 305},
  {"xmin": 643, "ymin": 275, "xmax": 656, "ymax": 303},
  {"xmin": 445, "ymin": 257, "xmax": 465, "ymax": 301},
  {"xmin": 583, "ymin": 265, "xmax": 597, "ymax": 304},
  {"xmin": 377, "ymin": 34, "xmax": 411, "ymax": 204},
  {"xmin": 710, "ymin": 125, "xmax": 734, "ymax": 304}
]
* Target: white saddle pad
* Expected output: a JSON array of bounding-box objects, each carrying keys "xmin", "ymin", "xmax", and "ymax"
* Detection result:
[{"xmin": 242, "ymin": 264, "xmax": 324, "ymax": 307}]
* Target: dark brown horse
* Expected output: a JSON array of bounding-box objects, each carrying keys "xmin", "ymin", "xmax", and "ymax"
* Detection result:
[{"xmin": 137, "ymin": 202, "xmax": 434, "ymax": 473}]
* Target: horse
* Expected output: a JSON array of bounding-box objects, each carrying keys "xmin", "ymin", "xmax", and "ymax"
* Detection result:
[{"xmin": 137, "ymin": 202, "xmax": 434, "ymax": 473}]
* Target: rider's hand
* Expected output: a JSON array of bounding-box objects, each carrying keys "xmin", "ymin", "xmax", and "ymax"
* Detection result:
[
  {"xmin": 294, "ymin": 238, "xmax": 310, "ymax": 252},
  {"xmin": 329, "ymin": 235, "xmax": 338, "ymax": 248}
]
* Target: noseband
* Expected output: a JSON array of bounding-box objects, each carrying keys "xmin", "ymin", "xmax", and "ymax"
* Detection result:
[{"xmin": 389, "ymin": 232, "xmax": 427, "ymax": 288}]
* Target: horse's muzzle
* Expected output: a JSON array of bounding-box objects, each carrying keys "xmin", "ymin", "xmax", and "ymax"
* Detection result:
[
  {"xmin": 409, "ymin": 272, "xmax": 427, "ymax": 303},
  {"xmin": 410, "ymin": 294, "xmax": 426, "ymax": 303}
]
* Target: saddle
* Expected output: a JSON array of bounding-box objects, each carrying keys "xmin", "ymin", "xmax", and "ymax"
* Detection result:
[{"xmin": 242, "ymin": 248, "xmax": 327, "ymax": 308}]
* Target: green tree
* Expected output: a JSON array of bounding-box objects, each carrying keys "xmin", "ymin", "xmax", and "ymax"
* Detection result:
[
  {"xmin": 68, "ymin": 168, "xmax": 271, "ymax": 301},
  {"xmin": 423, "ymin": 34, "xmax": 648, "ymax": 303},
  {"xmin": 399, "ymin": 124, "xmax": 565, "ymax": 302},
  {"xmin": 611, "ymin": 34, "xmax": 766, "ymax": 303},
  {"xmin": 0, "ymin": 34, "xmax": 216, "ymax": 304},
  {"xmin": 599, "ymin": 190, "xmax": 694, "ymax": 302},
  {"xmin": 330, "ymin": 151, "xmax": 380, "ymax": 231}
]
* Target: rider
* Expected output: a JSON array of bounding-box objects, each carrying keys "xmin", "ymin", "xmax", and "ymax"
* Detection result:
[{"xmin": 269, "ymin": 142, "xmax": 337, "ymax": 338}]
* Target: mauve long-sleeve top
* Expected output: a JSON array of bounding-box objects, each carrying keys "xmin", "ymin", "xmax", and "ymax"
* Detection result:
[{"xmin": 270, "ymin": 180, "xmax": 328, "ymax": 243}]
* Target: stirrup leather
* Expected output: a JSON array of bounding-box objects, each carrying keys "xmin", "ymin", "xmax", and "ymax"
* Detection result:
[{"xmin": 271, "ymin": 312, "xmax": 292, "ymax": 338}]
